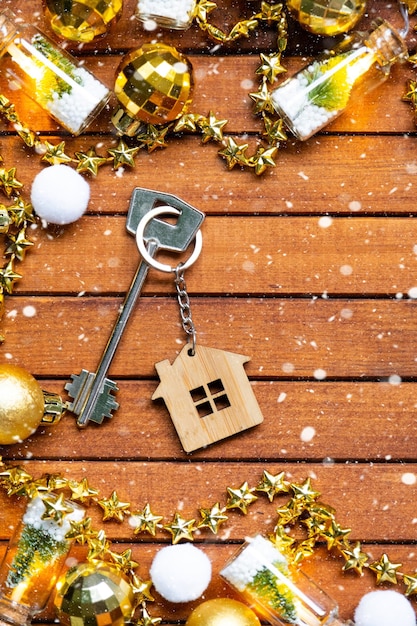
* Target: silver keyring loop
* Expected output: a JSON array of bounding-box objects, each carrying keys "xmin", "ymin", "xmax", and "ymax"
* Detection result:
[{"xmin": 136, "ymin": 206, "xmax": 203, "ymax": 273}]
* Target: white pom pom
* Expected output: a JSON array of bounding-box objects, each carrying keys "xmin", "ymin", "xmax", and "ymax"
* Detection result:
[
  {"xmin": 354, "ymin": 590, "xmax": 416, "ymax": 626},
  {"xmin": 150, "ymin": 543, "xmax": 212, "ymax": 603},
  {"xmin": 31, "ymin": 164, "xmax": 90, "ymax": 225}
]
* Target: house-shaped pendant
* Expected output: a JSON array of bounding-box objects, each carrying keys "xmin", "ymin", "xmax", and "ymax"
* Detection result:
[{"xmin": 152, "ymin": 344, "xmax": 264, "ymax": 452}]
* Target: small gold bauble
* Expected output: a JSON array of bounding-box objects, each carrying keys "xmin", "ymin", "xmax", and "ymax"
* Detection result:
[
  {"xmin": 113, "ymin": 43, "xmax": 193, "ymax": 125},
  {"xmin": 43, "ymin": 0, "xmax": 123, "ymax": 43},
  {"xmin": 286, "ymin": 0, "xmax": 366, "ymax": 35},
  {"xmin": 185, "ymin": 598, "xmax": 261, "ymax": 626},
  {"xmin": 54, "ymin": 562, "xmax": 135, "ymax": 626},
  {"xmin": 0, "ymin": 364, "xmax": 45, "ymax": 445}
]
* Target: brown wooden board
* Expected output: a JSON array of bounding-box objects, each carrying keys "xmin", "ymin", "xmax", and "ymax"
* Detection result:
[{"xmin": 1, "ymin": 0, "xmax": 417, "ymax": 624}]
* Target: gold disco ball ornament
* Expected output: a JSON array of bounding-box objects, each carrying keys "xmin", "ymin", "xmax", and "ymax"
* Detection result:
[
  {"xmin": 286, "ymin": 0, "xmax": 366, "ymax": 35},
  {"xmin": 54, "ymin": 563, "xmax": 135, "ymax": 626},
  {"xmin": 43, "ymin": 0, "xmax": 123, "ymax": 43},
  {"xmin": 112, "ymin": 43, "xmax": 193, "ymax": 136}
]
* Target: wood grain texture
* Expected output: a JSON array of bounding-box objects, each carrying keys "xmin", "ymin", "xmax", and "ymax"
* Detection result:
[{"xmin": 1, "ymin": 0, "xmax": 417, "ymax": 623}]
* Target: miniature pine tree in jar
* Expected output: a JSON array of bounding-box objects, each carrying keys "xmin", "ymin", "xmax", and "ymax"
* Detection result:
[
  {"xmin": 221, "ymin": 535, "xmax": 349, "ymax": 626},
  {"xmin": 271, "ymin": 19, "xmax": 408, "ymax": 141},
  {"xmin": 0, "ymin": 9, "xmax": 110, "ymax": 135},
  {"xmin": 0, "ymin": 494, "xmax": 84, "ymax": 626}
]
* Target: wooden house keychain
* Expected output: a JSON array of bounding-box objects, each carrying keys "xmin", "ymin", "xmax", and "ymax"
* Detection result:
[{"xmin": 135, "ymin": 197, "xmax": 264, "ymax": 453}]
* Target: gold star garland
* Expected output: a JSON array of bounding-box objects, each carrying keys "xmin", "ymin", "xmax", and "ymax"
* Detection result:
[
  {"xmin": 0, "ymin": 150, "xmax": 36, "ymax": 339},
  {"xmin": 1, "ymin": 461, "xmax": 417, "ymax": 626}
]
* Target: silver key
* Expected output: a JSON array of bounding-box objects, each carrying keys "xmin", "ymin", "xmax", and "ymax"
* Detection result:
[{"xmin": 65, "ymin": 188, "xmax": 205, "ymax": 428}]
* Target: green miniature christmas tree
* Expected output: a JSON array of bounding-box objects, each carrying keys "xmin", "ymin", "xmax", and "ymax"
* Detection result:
[
  {"xmin": 31, "ymin": 34, "xmax": 82, "ymax": 103},
  {"xmin": 247, "ymin": 562, "xmax": 298, "ymax": 623},
  {"xmin": 7, "ymin": 524, "xmax": 68, "ymax": 588},
  {"xmin": 305, "ymin": 54, "xmax": 353, "ymax": 111}
]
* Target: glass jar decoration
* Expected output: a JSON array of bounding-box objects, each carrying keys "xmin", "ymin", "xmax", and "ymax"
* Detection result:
[
  {"xmin": 112, "ymin": 43, "xmax": 193, "ymax": 137},
  {"xmin": 135, "ymin": 0, "xmax": 197, "ymax": 30},
  {"xmin": 220, "ymin": 535, "xmax": 349, "ymax": 626},
  {"xmin": 0, "ymin": 9, "xmax": 110, "ymax": 135},
  {"xmin": 270, "ymin": 19, "xmax": 408, "ymax": 141},
  {"xmin": 286, "ymin": 0, "xmax": 366, "ymax": 36},
  {"xmin": 0, "ymin": 493, "xmax": 84, "ymax": 626},
  {"xmin": 43, "ymin": 0, "xmax": 123, "ymax": 43}
]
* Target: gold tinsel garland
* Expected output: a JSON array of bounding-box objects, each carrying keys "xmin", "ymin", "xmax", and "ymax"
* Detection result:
[{"xmin": 1, "ymin": 460, "xmax": 417, "ymax": 626}]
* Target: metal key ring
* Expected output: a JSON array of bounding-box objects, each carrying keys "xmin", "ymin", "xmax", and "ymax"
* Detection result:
[{"xmin": 136, "ymin": 206, "xmax": 203, "ymax": 273}]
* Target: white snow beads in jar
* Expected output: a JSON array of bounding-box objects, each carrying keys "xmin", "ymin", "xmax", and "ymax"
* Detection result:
[
  {"xmin": 0, "ymin": 9, "xmax": 110, "ymax": 135},
  {"xmin": 135, "ymin": 0, "xmax": 197, "ymax": 30},
  {"xmin": 271, "ymin": 19, "xmax": 408, "ymax": 141}
]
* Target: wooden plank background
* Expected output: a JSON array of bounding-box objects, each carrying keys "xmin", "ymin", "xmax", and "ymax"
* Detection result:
[{"xmin": 1, "ymin": 0, "xmax": 417, "ymax": 623}]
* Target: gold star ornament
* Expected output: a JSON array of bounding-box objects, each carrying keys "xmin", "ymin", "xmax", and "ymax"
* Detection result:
[
  {"xmin": 130, "ymin": 573, "xmax": 155, "ymax": 604},
  {"xmin": 66, "ymin": 517, "xmax": 94, "ymax": 544},
  {"xmin": 256, "ymin": 52, "xmax": 286, "ymax": 84},
  {"xmin": 97, "ymin": 490, "xmax": 131, "ymax": 522},
  {"xmin": 218, "ymin": 138, "xmax": 249, "ymax": 170},
  {"xmin": 341, "ymin": 542, "xmax": 369, "ymax": 575},
  {"xmin": 75, "ymin": 147, "xmax": 109, "ymax": 176},
  {"xmin": 369, "ymin": 553, "xmax": 402, "ymax": 584},
  {"xmin": 68, "ymin": 478, "xmax": 99, "ymax": 503},
  {"xmin": 0, "ymin": 465, "xmax": 33, "ymax": 494},
  {"xmin": 41, "ymin": 141, "xmax": 73, "ymax": 166},
  {"xmin": 256, "ymin": 470, "xmax": 290, "ymax": 502},
  {"xmin": 403, "ymin": 572, "xmax": 417, "ymax": 596},
  {"xmin": 249, "ymin": 146, "xmax": 278, "ymax": 175},
  {"xmin": 163, "ymin": 512, "xmax": 196, "ymax": 543},
  {"xmin": 226, "ymin": 481, "xmax": 258, "ymax": 513},
  {"xmin": 320, "ymin": 519, "xmax": 351, "ymax": 549},
  {"xmin": 291, "ymin": 478, "xmax": 320, "ymax": 503},
  {"xmin": 132, "ymin": 503, "xmax": 163, "ymax": 536},
  {"xmin": 109, "ymin": 548, "xmax": 139, "ymax": 573},
  {"xmin": 0, "ymin": 168, "xmax": 23, "ymax": 197},
  {"xmin": 198, "ymin": 502, "xmax": 228, "ymax": 533},
  {"xmin": 5, "ymin": 228, "xmax": 33, "ymax": 262},
  {"xmin": 86, "ymin": 529, "xmax": 110, "ymax": 561},
  {"xmin": 107, "ymin": 140, "xmax": 140, "ymax": 169},
  {"xmin": 42, "ymin": 493, "xmax": 74, "ymax": 525},
  {"xmin": 198, "ymin": 111, "xmax": 228, "ymax": 143}
]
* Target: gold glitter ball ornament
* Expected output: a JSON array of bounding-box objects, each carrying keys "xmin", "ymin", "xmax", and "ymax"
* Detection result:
[
  {"xmin": 185, "ymin": 598, "xmax": 261, "ymax": 626},
  {"xmin": 54, "ymin": 562, "xmax": 135, "ymax": 626},
  {"xmin": 112, "ymin": 43, "xmax": 193, "ymax": 135},
  {"xmin": 43, "ymin": 0, "xmax": 123, "ymax": 43},
  {"xmin": 286, "ymin": 0, "xmax": 366, "ymax": 35},
  {"xmin": 0, "ymin": 364, "xmax": 45, "ymax": 445}
]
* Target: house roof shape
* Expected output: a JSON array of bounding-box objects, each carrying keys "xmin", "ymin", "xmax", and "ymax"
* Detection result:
[{"xmin": 152, "ymin": 343, "xmax": 264, "ymax": 452}]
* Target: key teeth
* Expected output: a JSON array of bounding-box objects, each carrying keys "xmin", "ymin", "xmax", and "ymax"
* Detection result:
[
  {"xmin": 99, "ymin": 380, "xmax": 120, "ymax": 419},
  {"xmin": 64, "ymin": 369, "xmax": 93, "ymax": 413},
  {"xmin": 65, "ymin": 370, "xmax": 120, "ymax": 425}
]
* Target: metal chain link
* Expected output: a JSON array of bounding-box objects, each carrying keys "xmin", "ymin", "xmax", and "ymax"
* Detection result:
[{"xmin": 174, "ymin": 264, "xmax": 197, "ymax": 355}]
